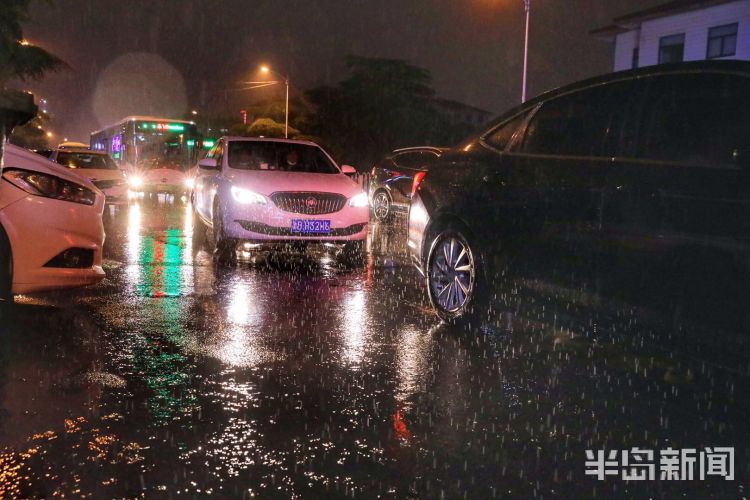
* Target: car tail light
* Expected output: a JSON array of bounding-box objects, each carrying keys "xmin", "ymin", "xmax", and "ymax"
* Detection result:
[{"xmin": 411, "ymin": 171, "xmax": 427, "ymax": 197}]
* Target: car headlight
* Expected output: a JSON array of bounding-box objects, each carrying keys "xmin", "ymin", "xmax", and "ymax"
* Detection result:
[
  {"xmin": 129, "ymin": 176, "xmax": 143, "ymax": 188},
  {"xmin": 2, "ymin": 169, "xmax": 96, "ymax": 206},
  {"xmin": 349, "ymin": 192, "xmax": 368, "ymax": 207},
  {"xmin": 231, "ymin": 186, "xmax": 266, "ymax": 204},
  {"xmin": 184, "ymin": 178, "xmax": 195, "ymax": 189}
]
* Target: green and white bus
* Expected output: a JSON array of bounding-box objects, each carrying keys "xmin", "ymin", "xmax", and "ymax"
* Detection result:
[{"xmin": 90, "ymin": 116, "xmax": 202, "ymax": 172}]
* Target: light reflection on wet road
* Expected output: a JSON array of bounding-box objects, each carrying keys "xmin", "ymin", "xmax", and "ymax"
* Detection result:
[{"xmin": 0, "ymin": 197, "xmax": 747, "ymax": 497}]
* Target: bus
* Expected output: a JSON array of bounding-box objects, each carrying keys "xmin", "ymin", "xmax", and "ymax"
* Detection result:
[{"xmin": 90, "ymin": 115, "xmax": 202, "ymax": 173}]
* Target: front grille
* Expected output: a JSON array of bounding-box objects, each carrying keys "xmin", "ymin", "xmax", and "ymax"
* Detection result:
[
  {"xmin": 237, "ymin": 220, "xmax": 366, "ymax": 237},
  {"xmin": 271, "ymin": 192, "xmax": 347, "ymax": 215},
  {"xmin": 92, "ymin": 179, "xmax": 125, "ymax": 189}
]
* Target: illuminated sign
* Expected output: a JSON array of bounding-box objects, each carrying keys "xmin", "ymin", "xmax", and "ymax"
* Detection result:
[
  {"xmin": 139, "ymin": 122, "xmax": 185, "ymax": 132},
  {"xmin": 111, "ymin": 134, "xmax": 122, "ymax": 153},
  {"xmin": 186, "ymin": 140, "xmax": 195, "ymax": 147},
  {"xmin": 202, "ymin": 140, "xmax": 215, "ymax": 149}
]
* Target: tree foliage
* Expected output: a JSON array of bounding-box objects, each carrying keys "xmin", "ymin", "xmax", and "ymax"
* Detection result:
[
  {"xmin": 0, "ymin": 0, "xmax": 66, "ymax": 86},
  {"xmin": 307, "ymin": 56, "xmax": 457, "ymax": 169},
  {"xmin": 9, "ymin": 108, "xmax": 50, "ymax": 150}
]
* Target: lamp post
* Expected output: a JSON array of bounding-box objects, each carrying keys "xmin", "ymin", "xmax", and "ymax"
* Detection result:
[
  {"xmin": 521, "ymin": 0, "xmax": 531, "ymax": 103},
  {"xmin": 260, "ymin": 65, "xmax": 290, "ymax": 139}
]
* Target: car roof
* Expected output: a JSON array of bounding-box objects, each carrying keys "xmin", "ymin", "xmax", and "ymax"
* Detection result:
[
  {"xmin": 391, "ymin": 146, "xmax": 447, "ymax": 155},
  {"xmin": 484, "ymin": 60, "xmax": 750, "ymax": 131},
  {"xmin": 221, "ymin": 136, "xmax": 321, "ymax": 147},
  {"xmin": 54, "ymin": 147, "xmax": 106, "ymax": 154}
]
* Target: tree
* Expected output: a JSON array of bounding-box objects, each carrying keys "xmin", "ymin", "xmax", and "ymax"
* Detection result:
[
  {"xmin": 0, "ymin": 1, "xmax": 66, "ymax": 87},
  {"xmin": 9, "ymin": 108, "xmax": 50, "ymax": 149},
  {"xmin": 306, "ymin": 56, "xmax": 444, "ymax": 169},
  {"xmin": 229, "ymin": 118, "xmax": 301, "ymax": 139}
]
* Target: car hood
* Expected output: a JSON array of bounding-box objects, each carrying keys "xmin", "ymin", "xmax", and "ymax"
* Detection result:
[
  {"xmin": 66, "ymin": 168, "xmax": 126, "ymax": 183},
  {"xmin": 2, "ymin": 144, "xmax": 101, "ymax": 190},
  {"xmin": 225, "ymin": 170, "xmax": 363, "ymax": 197}
]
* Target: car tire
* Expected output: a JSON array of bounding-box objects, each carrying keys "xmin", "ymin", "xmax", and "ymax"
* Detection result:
[
  {"xmin": 339, "ymin": 240, "xmax": 366, "ymax": 267},
  {"xmin": 0, "ymin": 224, "xmax": 13, "ymax": 303},
  {"xmin": 372, "ymin": 190, "xmax": 392, "ymax": 222},
  {"xmin": 426, "ymin": 225, "xmax": 487, "ymax": 324},
  {"xmin": 212, "ymin": 198, "xmax": 236, "ymax": 262}
]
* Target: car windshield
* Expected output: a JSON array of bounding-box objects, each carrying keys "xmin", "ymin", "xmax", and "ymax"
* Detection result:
[
  {"xmin": 227, "ymin": 142, "xmax": 339, "ymax": 174},
  {"xmin": 56, "ymin": 151, "xmax": 119, "ymax": 170}
]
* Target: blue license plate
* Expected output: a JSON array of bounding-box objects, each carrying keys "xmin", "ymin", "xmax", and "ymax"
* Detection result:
[{"xmin": 291, "ymin": 219, "xmax": 331, "ymax": 233}]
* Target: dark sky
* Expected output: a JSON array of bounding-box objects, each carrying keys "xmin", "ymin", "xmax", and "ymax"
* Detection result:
[{"xmin": 21, "ymin": 0, "xmax": 660, "ymax": 142}]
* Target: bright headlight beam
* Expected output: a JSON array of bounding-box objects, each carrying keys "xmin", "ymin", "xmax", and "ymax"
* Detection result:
[
  {"xmin": 231, "ymin": 186, "xmax": 266, "ymax": 204},
  {"xmin": 349, "ymin": 192, "xmax": 368, "ymax": 207}
]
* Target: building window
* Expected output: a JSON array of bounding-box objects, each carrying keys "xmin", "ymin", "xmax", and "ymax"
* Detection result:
[
  {"xmin": 659, "ymin": 33, "xmax": 685, "ymax": 64},
  {"xmin": 632, "ymin": 47, "xmax": 639, "ymax": 69},
  {"xmin": 707, "ymin": 23, "xmax": 738, "ymax": 59}
]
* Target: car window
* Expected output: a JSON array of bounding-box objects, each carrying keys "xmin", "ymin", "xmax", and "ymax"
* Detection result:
[
  {"xmin": 483, "ymin": 111, "xmax": 529, "ymax": 152},
  {"xmin": 521, "ymin": 81, "xmax": 630, "ymax": 157},
  {"xmin": 228, "ymin": 142, "xmax": 339, "ymax": 173},
  {"xmin": 393, "ymin": 152, "xmax": 431, "ymax": 169},
  {"xmin": 55, "ymin": 151, "xmax": 119, "ymax": 170},
  {"xmin": 636, "ymin": 73, "xmax": 750, "ymax": 166}
]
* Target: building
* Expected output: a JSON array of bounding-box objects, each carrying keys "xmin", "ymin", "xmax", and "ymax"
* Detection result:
[
  {"xmin": 591, "ymin": 0, "xmax": 750, "ymax": 71},
  {"xmin": 433, "ymin": 98, "xmax": 493, "ymax": 129}
]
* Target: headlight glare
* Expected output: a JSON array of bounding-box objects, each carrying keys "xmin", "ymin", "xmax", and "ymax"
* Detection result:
[
  {"xmin": 2, "ymin": 169, "xmax": 96, "ymax": 206},
  {"xmin": 184, "ymin": 178, "xmax": 195, "ymax": 189},
  {"xmin": 129, "ymin": 176, "xmax": 143, "ymax": 188},
  {"xmin": 231, "ymin": 186, "xmax": 266, "ymax": 204},
  {"xmin": 349, "ymin": 192, "xmax": 368, "ymax": 207}
]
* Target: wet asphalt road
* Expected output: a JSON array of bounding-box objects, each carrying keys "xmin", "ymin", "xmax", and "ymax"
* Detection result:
[{"xmin": 0, "ymin": 196, "xmax": 748, "ymax": 498}]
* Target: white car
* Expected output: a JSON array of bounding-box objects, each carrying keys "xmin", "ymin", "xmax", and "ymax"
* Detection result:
[
  {"xmin": 0, "ymin": 144, "xmax": 106, "ymax": 299},
  {"xmin": 193, "ymin": 138, "xmax": 368, "ymax": 261},
  {"xmin": 127, "ymin": 158, "xmax": 192, "ymax": 195},
  {"xmin": 48, "ymin": 146, "xmax": 128, "ymax": 204}
]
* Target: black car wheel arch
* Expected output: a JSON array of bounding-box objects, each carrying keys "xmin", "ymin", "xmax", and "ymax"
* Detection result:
[{"xmin": 0, "ymin": 224, "xmax": 13, "ymax": 301}]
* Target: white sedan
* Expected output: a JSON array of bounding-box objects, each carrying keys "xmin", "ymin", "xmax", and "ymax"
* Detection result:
[
  {"xmin": 0, "ymin": 144, "xmax": 106, "ymax": 299},
  {"xmin": 193, "ymin": 138, "xmax": 368, "ymax": 262},
  {"xmin": 49, "ymin": 146, "xmax": 128, "ymax": 204}
]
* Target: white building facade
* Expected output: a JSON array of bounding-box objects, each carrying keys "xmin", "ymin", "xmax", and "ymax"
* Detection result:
[{"xmin": 592, "ymin": 0, "xmax": 750, "ymax": 71}]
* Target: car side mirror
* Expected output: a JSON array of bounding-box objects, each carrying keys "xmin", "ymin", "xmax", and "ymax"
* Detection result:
[
  {"xmin": 341, "ymin": 164, "xmax": 357, "ymax": 175},
  {"xmin": 199, "ymin": 158, "xmax": 218, "ymax": 170}
]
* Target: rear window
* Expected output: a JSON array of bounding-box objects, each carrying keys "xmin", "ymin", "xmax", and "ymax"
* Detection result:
[
  {"xmin": 227, "ymin": 142, "xmax": 339, "ymax": 174},
  {"xmin": 56, "ymin": 152, "xmax": 118, "ymax": 170}
]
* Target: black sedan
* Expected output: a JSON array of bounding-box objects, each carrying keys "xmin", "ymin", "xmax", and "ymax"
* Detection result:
[
  {"xmin": 368, "ymin": 146, "xmax": 445, "ymax": 222},
  {"xmin": 408, "ymin": 60, "xmax": 750, "ymax": 328}
]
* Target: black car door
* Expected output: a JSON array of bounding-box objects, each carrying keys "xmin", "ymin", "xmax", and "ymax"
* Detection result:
[
  {"xmin": 605, "ymin": 72, "xmax": 750, "ymax": 306},
  {"xmin": 505, "ymin": 83, "xmax": 629, "ymax": 280}
]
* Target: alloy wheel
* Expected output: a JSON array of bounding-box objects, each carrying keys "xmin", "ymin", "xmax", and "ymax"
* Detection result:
[
  {"xmin": 373, "ymin": 192, "xmax": 390, "ymax": 221},
  {"xmin": 429, "ymin": 234, "xmax": 474, "ymax": 312}
]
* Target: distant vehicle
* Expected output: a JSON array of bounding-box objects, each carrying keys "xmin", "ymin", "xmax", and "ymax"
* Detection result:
[
  {"xmin": 48, "ymin": 146, "xmax": 128, "ymax": 204},
  {"xmin": 193, "ymin": 137, "xmax": 368, "ymax": 262},
  {"xmin": 0, "ymin": 144, "xmax": 105, "ymax": 299},
  {"xmin": 90, "ymin": 116, "xmax": 201, "ymax": 174},
  {"xmin": 368, "ymin": 146, "xmax": 446, "ymax": 222},
  {"xmin": 409, "ymin": 61, "xmax": 750, "ymax": 325},
  {"xmin": 32, "ymin": 149, "xmax": 53, "ymax": 159},
  {"xmin": 127, "ymin": 157, "xmax": 192, "ymax": 195},
  {"xmin": 57, "ymin": 141, "xmax": 89, "ymax": 149}
]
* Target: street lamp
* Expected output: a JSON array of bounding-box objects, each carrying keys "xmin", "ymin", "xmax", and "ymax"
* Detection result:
[
  {"xmin": 521, "ymin": 0, "xmax": 531, "ymax": 103},
  {"xmin": 259, "ymin": 65, "xmax": 290, "ymax": 139}
]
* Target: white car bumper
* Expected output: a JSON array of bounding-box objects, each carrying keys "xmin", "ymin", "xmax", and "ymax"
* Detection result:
[{"xmin": 1, "ymin": 186, "xmax": 105, "ymax": 294}]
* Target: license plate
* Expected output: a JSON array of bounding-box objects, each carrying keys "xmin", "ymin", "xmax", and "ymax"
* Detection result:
[{"xmin": 291, "ymin": 219, "xmax": 331, "ymax": 233}]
